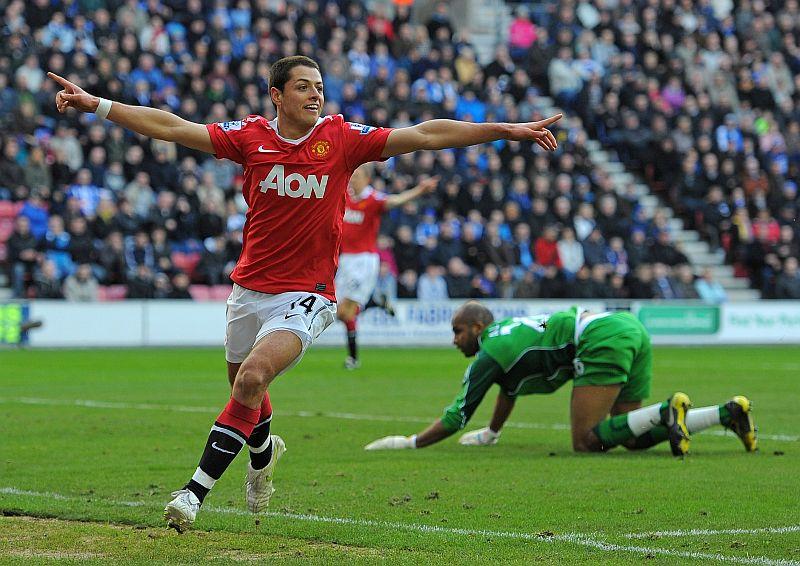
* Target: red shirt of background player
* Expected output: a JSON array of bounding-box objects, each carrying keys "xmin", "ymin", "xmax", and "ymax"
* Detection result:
[
  {"xmin": 206, "ymin": 115, "xmax": 392, "ymax": 301},
  {"xmin": 340, "ymin": 187, "xmax": 387, "ymax": 255}
]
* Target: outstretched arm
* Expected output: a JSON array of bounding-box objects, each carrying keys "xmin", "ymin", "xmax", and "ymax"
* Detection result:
[
  {"xmin": 380, "ymin": 114, "xmax": 562, "ymax": 158},
  {"xmin": 48, "ymin": 72, "xmax": 214, "ymax": 154},
  {"xmin": 458, "ymin": 392, "xmax": 516, "ymax": 446},
  {"xmin": 363, "ymin": 418, "xmax": 453, "ymax": 450},
  {"xmin": 384, "ymin": 176, "xmax": 439, "ymax": 210},
  {"xmin": 364, "ymin": 353, "xmax": 501, "ymax": 451}
]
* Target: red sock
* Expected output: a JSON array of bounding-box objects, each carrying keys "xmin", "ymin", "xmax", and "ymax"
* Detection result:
[
  {"xmin": 345, "ymin": 318, "xmax": 357, "ymax": 333},
  {"xmin": 216, "ymin": 397, "xmax": 260, "ymax": 438},
  {"xmin": 259, "ymin": 392, "xmax": 272, "ymax": 422}
]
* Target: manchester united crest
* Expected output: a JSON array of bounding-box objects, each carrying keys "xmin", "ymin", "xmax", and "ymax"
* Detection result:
[{"xmin": 310, "ymin": 140, "xmax": 331, "ymax": 159}]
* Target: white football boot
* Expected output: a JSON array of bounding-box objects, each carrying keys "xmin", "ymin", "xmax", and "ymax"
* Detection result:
[
  {"xmin": 163, "ymin": 489, "xmax": 201, "ymax": 533},
  {"xmin": 245, "ymin": 435, "xmax": 286, "ymax": 513}
]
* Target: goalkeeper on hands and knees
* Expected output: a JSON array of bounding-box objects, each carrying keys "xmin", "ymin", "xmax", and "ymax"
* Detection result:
[{"xmin": 365, "ymin": 301, "xmax": 757, "ymax": 455}]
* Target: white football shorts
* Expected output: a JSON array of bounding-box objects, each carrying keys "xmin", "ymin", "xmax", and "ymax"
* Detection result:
[
  {"xmin": 335, "ymin": 252, "xmax": 380, "ymax": 306},
  {"xmin": 224, "ymin": 284, "xmax": 337, "ymax": 369}
]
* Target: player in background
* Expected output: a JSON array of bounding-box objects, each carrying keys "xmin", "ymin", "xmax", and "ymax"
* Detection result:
[
  {"xmin": 365, "ymin": 301, "xmax": 757, "ymax": 455},
  {"xmin": 49, "ymin": 56, "xmax": 562, "ymax": 532},
  {"xmin": 337, "ymin": 163, "xmax": 438, "ymax": 369}
]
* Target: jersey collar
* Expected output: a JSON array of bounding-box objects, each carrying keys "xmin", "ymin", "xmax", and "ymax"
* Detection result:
[{"xmin": 268, "ymin": 116, "xmax": 325, "ymax": 145}]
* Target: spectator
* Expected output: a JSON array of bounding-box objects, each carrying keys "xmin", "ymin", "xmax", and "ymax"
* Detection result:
[
  {"xmin": 582, "ymin": 228, "xmax": 608, "ymax": 267},
  {"xmin": 7, "ymin": 216, "xmax": 40, "ymax": 298},
  {"xmin": 127, "ymin": 265, "xmax": 156, "ymax": 299},
  {"xmin": 33, "ymin": 260, "xmax": 64, "ymax": 299},
  {"xmin": 98, "ymin": 231, "xmax": 127, "ymax": 285},
  {"xmin": 397, "ymin": 269, "xmax": 418, "ymax": 299},
  {"xmin": 652, "ymin": 263, "xmax": 678, "ymax": 300},
  {"xmin": 557, "ymin": 227, "xmax": 584, "ymax": 277},
  {"xmin": 775, "ymin": 257, "xmax": 800, "ymax": 299},
  {"xmin": 40, "ymin": 215, "xmax": 73, "ymax": 279},
  {"xmin": 695, "ymin": 268, "xmax": 729, "ymax": 304},
  {"xmin": 534, "ymin": 225, "xmax": 562, "ymax": 268},
  {"xmin": 167, "ymin": 272, "xmax": 193, "ymax": 300},
  {"xmin": 417, "ymin": 264, "xmax": 448, "ymax": 300},
  {"xmin": 63, "ymin": 263, "xmax": 99, "ymax": 301},
  {"xmin": 125, "ymin": 230, "xmax": 155, "ymax": 274},
  {"xmin": 673, "ymin": 264, "xmax": 700, "ymax": 300}
]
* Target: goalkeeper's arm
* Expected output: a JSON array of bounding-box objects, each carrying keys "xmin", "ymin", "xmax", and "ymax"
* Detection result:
[{"xmin": 365, "ymin": 354, "xmax": 499, "ymax": 450}]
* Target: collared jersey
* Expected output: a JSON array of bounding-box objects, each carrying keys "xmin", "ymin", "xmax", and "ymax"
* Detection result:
[
  {"xmin": 206, "ymin": 115, "xmax": 392, "ymax": 300},
  {"xmin": 341, "ymin": 186, "xmax": 387, "ymax": 254}
]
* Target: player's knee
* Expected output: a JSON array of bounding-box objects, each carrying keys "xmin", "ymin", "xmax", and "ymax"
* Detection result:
[{"xmin": 235, "ymin": 357, "xmax": 278, "ymax": 395}]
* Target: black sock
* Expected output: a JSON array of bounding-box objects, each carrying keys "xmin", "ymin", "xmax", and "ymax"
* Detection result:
[
  {"xmin": 347, "ymin": 330, "xmax": 357, "ymax": 360},
  {"xmin": 185, "ymin": 423, "xmax": 248, "ymax": 503},
  {"xmin": 247, "ymin": 417, "xmax": 274, "ymax": 470},
  {"xmin": 364, "ymin": 296, "xmax": 379, "ymax": 310}
]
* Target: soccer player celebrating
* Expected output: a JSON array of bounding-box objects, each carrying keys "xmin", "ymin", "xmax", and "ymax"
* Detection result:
[
  {"xmin": 49, "ymin": 56, "xmax": 561, "ymax": 532},
  {"xmin": 337, "ymin": 163, "xmax": 438, "ymax": 369},
  {"xmin": 365, "ymin": 301, "xmax": 757, "ymax": 455}
]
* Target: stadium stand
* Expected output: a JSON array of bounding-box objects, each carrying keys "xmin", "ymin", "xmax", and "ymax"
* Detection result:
[{"xmin": 0, "ymin": 0, "xmax": 797, "ymax": 301}]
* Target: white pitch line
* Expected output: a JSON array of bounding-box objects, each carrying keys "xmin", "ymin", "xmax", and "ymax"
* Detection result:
[
  {"xmin": 625, "ymin": 526, "xmax": 800, "ymax": 539},
  {"xmin": 0, "ymin": 396, "xmax": 796, "ymax": 442},
  {"xmin": 0, "ymin": 487, "xmax": 797, "ymax": 566}
]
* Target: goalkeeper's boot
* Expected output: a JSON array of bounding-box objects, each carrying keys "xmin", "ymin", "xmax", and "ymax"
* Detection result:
[
  {"xmin": 164, "ymin": 489, "xmax": 200, "ymax": 533},
  {"xmin": 663, "ymin": 392, "xmax": 692, "ymax": 457},
  {"xmin": 246, "ymin": 435, "xmax": 286, "ymax": 513},
  {"xmin": 725, "ymin": 396, "xmax": 757, "ymax": 452},
  {"xmin": 344, "ymin": 356, "xmax": 361, "ymax": 370}
]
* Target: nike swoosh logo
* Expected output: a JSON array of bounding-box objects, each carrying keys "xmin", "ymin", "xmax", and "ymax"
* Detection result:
[
  {"xmin": 211, "ymin": 442, "xmax": 236, "ymax": 454},
  {"xmin": 284, "ymin": 313, "xmax": 302, "ymax": 320},
  {"xmin": 258, "ymin": 146, "xmax": 280, "ymax": 153}
]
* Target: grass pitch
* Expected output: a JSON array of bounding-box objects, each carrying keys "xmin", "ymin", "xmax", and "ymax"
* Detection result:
[{"xmin": 0, "ymin": 346, "xmax": 798, "ymax": 564}]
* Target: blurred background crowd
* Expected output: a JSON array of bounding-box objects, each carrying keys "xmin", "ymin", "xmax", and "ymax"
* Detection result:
[{"xmin": 0, "ymin": 0, "xmax": 798, "ymax": 302}]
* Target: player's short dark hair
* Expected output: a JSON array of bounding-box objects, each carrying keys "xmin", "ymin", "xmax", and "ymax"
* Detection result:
[
  {"xmin": 269, "ymin": 56, "xmax": 321, "ymax": 92},
  {"xmin": 455, "ymin": 301, "xmax": 495, "ymax": 327}
]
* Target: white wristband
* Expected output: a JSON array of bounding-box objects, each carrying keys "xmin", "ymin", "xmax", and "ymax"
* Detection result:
[
  {"xmin": 95, "ymin": 98, "xmax": 112, "ymax": 120},
  {"xmin": 410, "ymin": 434, "xmax": 418, "ymax": 449}
]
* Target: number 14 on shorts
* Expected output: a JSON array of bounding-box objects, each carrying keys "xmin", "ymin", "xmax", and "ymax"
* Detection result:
[{"xmin": 286, "ymin": 296, "xmax": 318, "ymax": 318}]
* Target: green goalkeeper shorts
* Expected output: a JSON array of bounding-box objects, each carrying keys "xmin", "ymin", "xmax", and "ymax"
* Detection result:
[{"xmin": 572, "ymin": 311, "xmax": 652, "ymax": 402}]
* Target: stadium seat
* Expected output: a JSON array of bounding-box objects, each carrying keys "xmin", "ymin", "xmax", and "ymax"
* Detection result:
[
  {"xmin": 98, "ymin": 285, "xmax": 128, "ymax": 301},
  {"xmin": 209, "ymin": 285, "xmax": 233, "ymax": 301},
  {"xmin": 188, "ymin": 285, "xmax": 211, "ymax": 301},
  {"xmin": 171, "ymin": 252, "xmax": 202, "ymax": 280}
]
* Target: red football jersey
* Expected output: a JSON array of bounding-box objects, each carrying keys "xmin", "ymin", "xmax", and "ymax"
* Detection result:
[
  {"xmin": 341, "ymin": 186, "xmax": 387, "ymax": 254},
  {"xmin": 206, "ymin": 115, "xmax": 392, "ymax": 300}
]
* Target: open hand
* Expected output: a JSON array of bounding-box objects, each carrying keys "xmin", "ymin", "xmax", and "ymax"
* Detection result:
[
  {"xmin": 506, "ymin": 113, "xmax": 562, "ymax": 151},
  {"xmin": 458, "ymin": 427, "xmax": 500, "ymax": 446},
  {"xmin": 48, "ymin": 72, "xmax": 99, "ymax": 114},
  {"xmin": 364, "ymin": 435, "xmax": 415, "ymax": 450}
]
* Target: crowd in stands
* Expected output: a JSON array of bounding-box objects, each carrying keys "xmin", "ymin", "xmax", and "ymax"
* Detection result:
[{"xmin": 0, "ymin": 0, "xmax": 797, "ymax": 301}]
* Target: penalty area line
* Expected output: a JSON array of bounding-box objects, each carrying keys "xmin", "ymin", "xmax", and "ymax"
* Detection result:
[
  {"xmin": 0, "ymin": 487, "xmax": 797, "ymax": 566},
  {"xmin": 0, "ymin": 396, "xmax": 797, "ymax": 442}
]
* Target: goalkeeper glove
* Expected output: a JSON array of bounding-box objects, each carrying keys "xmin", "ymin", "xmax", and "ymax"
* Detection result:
[
  {"xmin": 364, "ymin": 435, "xmax": 417, "ymax": 450},
  {"xmin": 458, "ymin": 427, "xmax": 500, "ymax": 446}
]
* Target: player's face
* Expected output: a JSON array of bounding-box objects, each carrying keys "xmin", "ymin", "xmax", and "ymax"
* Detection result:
[
  {"xmin": 275, "ymin": 66, "xmax": 324, "ymax": 130},
  {"xmin": 452, "ymin": 321, "xmax": 481, "ymax": 357}
]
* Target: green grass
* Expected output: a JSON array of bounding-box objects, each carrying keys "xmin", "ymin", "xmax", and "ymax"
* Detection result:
[{"xmin": 0, "ymin": 346, "xmax": 798, "ymax": 564}]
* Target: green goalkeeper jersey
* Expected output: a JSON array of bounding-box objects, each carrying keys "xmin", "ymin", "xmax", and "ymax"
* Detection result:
[{"xmin": 440, "ymin": 309, "xmax": 578, "ymax": 432}]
